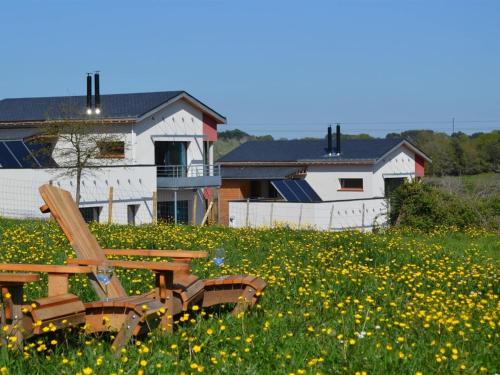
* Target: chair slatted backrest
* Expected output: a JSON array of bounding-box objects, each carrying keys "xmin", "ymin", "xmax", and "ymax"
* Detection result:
[{"xmin": 39, "ymin": 184, "xmax": 127, "ymax": 299}]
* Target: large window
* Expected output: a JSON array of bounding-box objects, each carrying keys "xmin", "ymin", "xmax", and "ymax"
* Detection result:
[
  {"xmin": 80, "ymin": 206, "xmax": 101, "ymax": 223},
  {"xmin": 155, "ymin": 141, "xmax": 187, "ymax": 177},
  {"xmin": 157, "ymin": 200, "xmax": 188, "ymax": 224},
  {"xmin": 338, "ymin": 178, "xmax": 364, "ymax": 191}
]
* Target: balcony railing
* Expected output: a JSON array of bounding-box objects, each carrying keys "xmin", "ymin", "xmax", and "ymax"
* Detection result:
[{"xmin": 156, "ymin": 164, "xmax": 221, "ymax": 188}]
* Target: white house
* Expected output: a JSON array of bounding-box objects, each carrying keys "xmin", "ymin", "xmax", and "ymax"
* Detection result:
[
  {"xmin": 217, "ymin": 126, "xmax": 431, "ymax": 230},
  {"xmin": 0, "ymin": 90, "xmax": 226, "ymax": 224}
]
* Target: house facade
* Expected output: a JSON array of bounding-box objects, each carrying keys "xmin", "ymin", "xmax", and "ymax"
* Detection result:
[
  {"xmin": 0, "ymin": 91, "xmax": 225, "ymax": 224},
  {"xmin": 217, "ymin": 132, "xmax": 430, "ymax": 229}
]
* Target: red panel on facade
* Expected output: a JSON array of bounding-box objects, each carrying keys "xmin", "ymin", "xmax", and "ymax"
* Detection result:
[
  {"xmin": 415, "ymin": 154, "xmax": 425, "ymax": 177},
  {"xmin": 203, "ymin": 114, "xmax": 218, "ymax": 141}
]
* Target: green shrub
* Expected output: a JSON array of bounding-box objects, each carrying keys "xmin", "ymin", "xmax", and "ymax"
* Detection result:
[{"xmin": 389, "ymin": 180, "xmax": 481, "ymax": 230}]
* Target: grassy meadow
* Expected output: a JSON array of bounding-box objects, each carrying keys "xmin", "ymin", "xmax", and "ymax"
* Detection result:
[{"xmin": 0, "ymin": 218, "xmax": 498, "ymax": 374}]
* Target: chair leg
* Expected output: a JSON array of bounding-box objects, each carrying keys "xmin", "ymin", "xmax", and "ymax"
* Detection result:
[
  {"xmin": 112, "ymin": 311, "xmax": 141, "ymax": 355},
  {"xmin": 160, "ymin": 290, "xmax": 174, "ymax": 333},
  {"xmin": 3, "ymin": 286, "xmax": 25, "ymax": 349},
  {"xmin": 232, "ymin": 286, "xmax": 257, "ymax": 315}
]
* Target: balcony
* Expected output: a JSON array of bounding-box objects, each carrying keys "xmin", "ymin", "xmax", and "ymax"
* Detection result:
[{"xmin": 156, "ymin": 164, "xmax": 221, "ymax": 189}]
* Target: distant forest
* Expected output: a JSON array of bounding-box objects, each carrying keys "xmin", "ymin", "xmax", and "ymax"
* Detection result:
[{"xmin": 215, "ymin": 129, "xmax": 500, "ymax": 176}]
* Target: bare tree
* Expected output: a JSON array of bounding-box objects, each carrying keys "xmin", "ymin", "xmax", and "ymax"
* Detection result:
[{"xmin": 35, "ymin": 112, "xmax": 125, "ymax": 205}]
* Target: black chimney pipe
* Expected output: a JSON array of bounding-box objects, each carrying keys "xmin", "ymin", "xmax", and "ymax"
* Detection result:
[
  {"xmin": 86, "ymin": 74, "xmax": 92, "ymax": 113},
  {"xmin": 336, "ymin": 124, "xmax": 341, "ymax": 155},
  {"xmin": 327, "ymin": 125, "xmax": 333, "ymax": 155},
  {"xmin": 94, "ymin": 72, "xmax": 101, "ymax": 113}
]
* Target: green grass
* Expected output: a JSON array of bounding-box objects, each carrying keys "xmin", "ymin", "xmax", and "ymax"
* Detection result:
[{"xmin": 0, "ymin": 219, "xmax": 498, "ymax": 374}]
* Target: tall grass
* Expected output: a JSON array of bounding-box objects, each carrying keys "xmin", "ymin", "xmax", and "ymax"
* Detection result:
[{"xmin": 0, "ymin": 219, "xmax": 498, "ymax": 374}]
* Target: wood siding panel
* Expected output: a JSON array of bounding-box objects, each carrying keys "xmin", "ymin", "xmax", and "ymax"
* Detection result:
[{"xmin": 218, "ymin": 180, "xmax": 250, "ymax": 225}]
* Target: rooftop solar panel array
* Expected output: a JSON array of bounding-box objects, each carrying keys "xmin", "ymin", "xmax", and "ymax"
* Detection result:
[
  {"xmin": 0, "ymin": 140, "xmax": 46, "ymax": 168},
  {"xmin": 271, "ymin": 179, "xmax": 322, "ymax": 203}
]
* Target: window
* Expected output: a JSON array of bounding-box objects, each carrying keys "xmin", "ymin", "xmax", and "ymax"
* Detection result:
[
  {"xmin": 127, "ymin": 204, "xmax": 139, "ymax": 225},
  {"xmin": 384, "ymin": 178, "xmax": 405, "ymax": 197},
  {"xmin": 157, "ymin": 200, "xmax": 188, "ymax": 224},
  {"xmin": 338, "ymin": 178, "xmax": 363, "ymax": 191},
  {"xmin": 250, "ymin": 180, "xmax": 261, "ymax": 199},
  {"xmin": 80, "ymin": 206, "xmax": 101, "ymax": 223},
  {"xmin": 97, "ymin": 141, "xmax": 125, "ymax": 158}
]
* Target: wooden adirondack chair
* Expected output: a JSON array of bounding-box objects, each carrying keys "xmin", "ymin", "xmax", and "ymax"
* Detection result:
[
  {"xmin": 39, "ymin": 184, "xmax": 266, "ymax": 317},
  {"xmin": 0, "ymin": 264, "xmax": 90, "ymax": 349}
]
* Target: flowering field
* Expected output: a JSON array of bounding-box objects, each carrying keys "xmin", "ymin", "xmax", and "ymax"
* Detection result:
[{"xmin": 0, "ymin": 218, "xmax": 498, "ymax": 375}]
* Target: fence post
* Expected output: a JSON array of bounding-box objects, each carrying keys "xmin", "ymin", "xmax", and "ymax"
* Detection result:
[
  {"xmin": 328, "ymin": 203, "xmax": 334, "ymax": 231},
  {"xmin": 152, "ymin": 191, "xmax": 157, "ymax": 224},
  {"xmin": 245, "ymin": 198, "xmax": 250, "ymax": 227},
  {"xmin": 361, "ymin": 202, "xmax": 365, "ymax": 232},
  {"xmin": 269, "ymin": 202, "xmax": 274, "ymax": 228},
  {"xmin": 107, "ymin": 186, "xmax": 113, "ymax": 225},
  {"xmin": 192, "ymin": 189, "xmax": 198, "ymax": 225},
  {"xmin": 298, "ymin": 204, "xmax": 303, "ymax": 229}
]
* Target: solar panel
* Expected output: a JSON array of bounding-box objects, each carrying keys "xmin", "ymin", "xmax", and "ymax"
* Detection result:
[
  {"xmin": 4, "ymin": 140, "xmax": 40, "ymax": 168},
  {"xmin": 24, "ymin": 141, "xmax": 56, "ymax": 167},
  {"xmin": 272, "ymin": 180, "xmax": 300, "ymax": 202},
  {"xmin": 271, "ymin": 180, "xmax": 322, "ymax": 203},
  {"xmin": 295, "ymin": 180, "xmax": 322, "ymax": 202},
  {"xmin": 0, "ymin": 142, "xmax": 22, "ymax": 167}
]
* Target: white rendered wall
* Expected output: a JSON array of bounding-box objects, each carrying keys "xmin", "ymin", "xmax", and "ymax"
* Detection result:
[
  {"xmin": 51, "ymin": 124, "xmax": 134, "ymax": 166},
  {"xmin": 305, "ymin": 164, "xmax": 374, "ymax": 201},
  {"xmin": 229, "ymin": 199, "xmax": 387, "ymax": 231},
  {"xmin": 372, "ymin": 145, "xmax": 416, "ymax": 196},
  {"xmin": 304, "ymin": 145, "xmax": 416, "ymax": 200},
  {"xmin": 134, "ymin": 100, "xmax": 205, "ymax": 167}
]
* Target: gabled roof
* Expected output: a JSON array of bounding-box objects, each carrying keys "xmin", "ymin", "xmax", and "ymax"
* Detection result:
[
  {"xmin": 0, "ymin": 91, "xmax": 226, "ymax": 125},
  {"xmin": 221, "ymin": 166, "xmax": 302, "ymax": 179},
  {"xmin": 218, "ymin": 138, "xmax": 423, "ymax": 164}
]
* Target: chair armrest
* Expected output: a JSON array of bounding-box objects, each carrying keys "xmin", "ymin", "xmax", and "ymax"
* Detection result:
[
  {"xmin": 0, "ymin": 273, "xmax": 39, "ymax": 284},
  {"xmin": 66, "ymin": 259, "xmax": 189, "ymax": 272},
  {"xmin": 103, "ymin": 249, "xmax": 209, "ymax": 259},
  {"xmin": 0, "ymin": 264, "xmax": 91, "ymax": 274}
]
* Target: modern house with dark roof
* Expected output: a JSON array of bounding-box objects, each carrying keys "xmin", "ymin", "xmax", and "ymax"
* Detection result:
[
  {"xmin": 0, "ymin": 86, "xmax": 226, "ymax": 224},
  {"xmin": 217, "ymin": 126, "xmax": 431, "ymax": 227}
]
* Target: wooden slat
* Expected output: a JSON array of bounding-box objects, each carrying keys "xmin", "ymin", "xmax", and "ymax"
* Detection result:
[
  {"xmin": 39, "ymin": 184, "xmax": 127, "ymax": 298},
  {"xmin": 174, "ymin": 274, "xmax": 200, "ymax": 288},
  {"xmin": 67, "ymin": 258, "xmax": 189, "ymax": 272},
  {"xmin": 103, "ymin": 249, "xmax": 209, "ymax": 258},
  {"xmin": 0, "ymin": 273, "xmax": 39, "ymax": 283},
  {"xmin": 0, "ymin": 264, "xmax": 91, "ymax": 273},
  {"xmin": 34, "ymin": 293, "xmax": 81, "ymax": 308},
  {"xmin": 177, "ymin": 279, "xmax": 204, "ymax": 303},
  {"xmin": 31, "ymin": 300, "xmax": 85, "ymax": 322}
]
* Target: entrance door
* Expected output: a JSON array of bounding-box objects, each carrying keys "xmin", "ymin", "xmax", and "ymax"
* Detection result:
[{"xmin": 155, "ymin": 142, "xmax": 187, "ymax": 177}]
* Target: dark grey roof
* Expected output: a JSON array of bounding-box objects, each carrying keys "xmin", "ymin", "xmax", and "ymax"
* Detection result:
[
  {"xmin": 221, "ymin": 166, "xmax": 302, "ymax": 179},
  {"xmin": 218, "ymin": 138, "xmax": 405, "ymax": 163},
  {"xmin": 0, "ymin": 91, "xmax": 225, "ymax": 122}
]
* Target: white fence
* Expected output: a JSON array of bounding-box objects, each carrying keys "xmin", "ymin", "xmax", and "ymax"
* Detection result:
[
  {"xmin": 229, "ymin": 198, "xmax": 388, "ymax": 231},
  {"xmin": 0, "ymin": 166, "xmax": 157, "ymax": 225}
]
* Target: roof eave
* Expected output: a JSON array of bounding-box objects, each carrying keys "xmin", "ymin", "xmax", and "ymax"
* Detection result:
[
  {"xmin": 376, "ymin": 140, "xmax": 432, "ymax": 163},
  {"xmin": 137, "ymin": 92, "xmax": 226, "ymax": 124},
  {"xmin": 218, "ymin": 160, "xmax": 375, "ymax": 166},
  {"xmin": 0, "ymin": 118, "xmax": 137, "ymax": 128}
]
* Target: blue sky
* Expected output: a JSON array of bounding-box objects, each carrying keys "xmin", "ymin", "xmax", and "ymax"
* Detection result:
[{"xmin": 1, "ymin": 0, "xmax": 499, "ymax": 138}]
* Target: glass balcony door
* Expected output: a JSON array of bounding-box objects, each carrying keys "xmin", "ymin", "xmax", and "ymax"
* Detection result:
[{"xmin": 155, "ymin": 141, "xmax": 187, "ymax": 177}]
